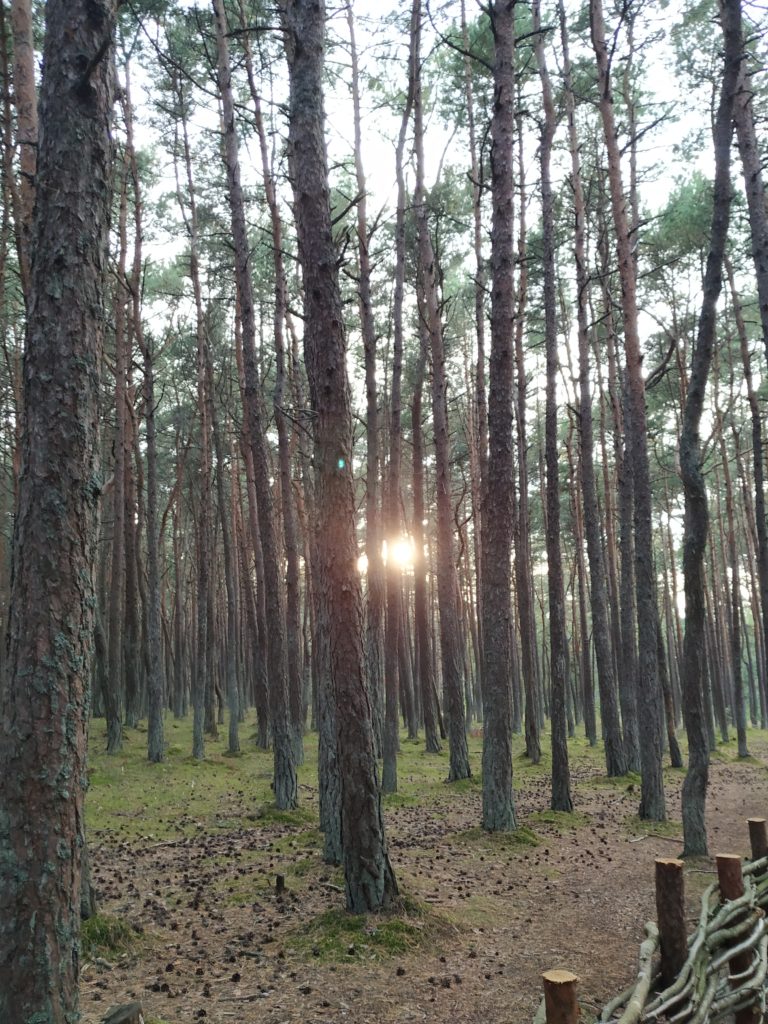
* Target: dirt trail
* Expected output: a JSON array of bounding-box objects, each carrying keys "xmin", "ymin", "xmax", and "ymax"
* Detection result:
[{"xmin": 80, "ymin": 744, "xmax": 768, "ymax": 1024}]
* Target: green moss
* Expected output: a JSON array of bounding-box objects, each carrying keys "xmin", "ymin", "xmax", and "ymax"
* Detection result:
[
  {"xmin": 80, "ymin": 914, "xmax": 138, "ymax": 960},
  {"xmin": 624, "ymin": 815, "xmax": 682, "ymax": 839},
  {"xmin": 288, "ymin": 896, "xmax": 446, "ymax": 962},
  {"xmin": 255, "ymin": 804, "xmax": 317, "ymax": 826},
  {"xmin": 581, "ymin": 771, "xmax": 642, "ymax": 790},
  {"xmin": 529, "ymin": 809, "xmax": 590, "ymax": 829},
  {"xmin": 454, "ymin": 825, "xmax": 540, "ymax": 848}
]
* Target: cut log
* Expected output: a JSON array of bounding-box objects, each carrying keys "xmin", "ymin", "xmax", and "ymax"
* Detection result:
[
  {"xmin": 542, "ymin": 969, "xmax": 579, "ymax": 1023},
  {"xmin": 716, "ymin": 854, "xmax": 760, "ymax": 1024},
  {"xmin": 747, "ymin": 818, "xmax": 768, "ymax": 861},
  {"xmin": 655, "ymin": 857, "xmax": 686, "ymax": 987}
]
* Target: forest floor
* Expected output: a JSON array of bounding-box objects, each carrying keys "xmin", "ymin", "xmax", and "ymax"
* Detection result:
[{"xmin": 79, "ymin": 719, "xmax": 768, "ymax": 1024}]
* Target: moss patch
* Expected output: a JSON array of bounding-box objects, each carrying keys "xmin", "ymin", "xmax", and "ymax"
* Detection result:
[
  {"xmin": 529, "ymin": 809, "xmax": 590, "ymax": 829},
  {"xmin": 454, "ymin": 825, "xmax": 540, "ymax": 848},
  {"xmin": 288, "ymin": 897, "xmax": 447, "ymax": 962},
  {"xmin": 624, "ymin": 815, "xmax": 682, "ymax": 839}
]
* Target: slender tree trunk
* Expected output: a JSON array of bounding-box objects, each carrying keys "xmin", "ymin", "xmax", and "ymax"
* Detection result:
[
  {"xmin": 481, "ymin": 0, "xmax": 517, "ymax": 832},
  {"xmin": 124, "ymin": 66, "xmax": 164, "ymax": 762},
  {"xmin": 106, "ymin": 161, "xmax": 129, "ymax": 755},
  {"xmin": 240, "ymin": 12, "xmax": 304, "ymax": 765},
  {"xmin": 413, "ymin": 0, "xmax": 470, "ymax": 783},
  {"xmin": 559, "ymin": 0, "xmax": 625, "ymax": 775},
  {"xmin": 347, "ymin": 1, "xmax": 385, "ymax": 759},
  {"xmin": 534, "ymin": 0, "xmax": 572, "ymax": 812},
  {"xmin": 412, "ymin": 341, "xmax": 441, "ymax": 754},
  {"xmin": 279, "ymin": 0, "xmax": 397, "ymax": 911},
  {"xmin": 0, "ymin": 4, "xmax": 116, "ymax": 1017},
  {"xmin": 678, "ymin": 0, "xmax": 741, "ymax": 857},
  {"xmin": 213, "ymin": 0, "xmax": 296, "ymax": 807},
  {"xmin": 591, "ymin": 0, "xmax": 665, "ymax": 819}
]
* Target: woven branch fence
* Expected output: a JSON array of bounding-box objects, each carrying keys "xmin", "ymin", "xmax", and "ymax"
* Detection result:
[{"xmin": 533, "ymin": 817, "xmax": 768, "ymax": 1024}]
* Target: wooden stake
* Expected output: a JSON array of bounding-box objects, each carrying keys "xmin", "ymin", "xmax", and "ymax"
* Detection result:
[
  {"xmin": 716, "ymin": 854, "xmax": 759, "ymax": 1024},
  {"xmin": 655, "ymin": 857, "xmax": 686, "ymax": 987},
  {"xmin": 747, "ymin": 818, "xmax": 768, "ymax": 861},
  {"xmin": 542, "ymin": 969, "xmax": 579, "ymax": 1024}
]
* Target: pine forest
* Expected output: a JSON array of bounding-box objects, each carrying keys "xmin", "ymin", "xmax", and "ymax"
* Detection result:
[{"xmin": 1, "ymin": 1, "xmax": 768, "ymax": 1022}]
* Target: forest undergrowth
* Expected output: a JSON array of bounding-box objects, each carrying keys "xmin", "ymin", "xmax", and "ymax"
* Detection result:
[{"xmin": 80, "ymin": 721, "xmax": 768, "ymax": 1024}]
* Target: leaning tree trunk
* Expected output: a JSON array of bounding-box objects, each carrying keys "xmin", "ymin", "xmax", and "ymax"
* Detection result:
[
  {"xmin": 213, "ymin": 0, "xmax": 297, "ymax": 809},
  {"xmin": 678, "ymin": 0, "xmax": 741, "ymax": 858},
  {"xmin": 0, "ymin": 3, "xmax": 116, "ymax": 1019},
  {"xmin": 279, "ymin": 0, "xmax": 397, "ymax": 912},
  {"xmin": 481, "ymin": 0, "xmax": 517, "ymax": 832},
  {"xmin": 591, "ymin": 0, "xmax": 665, "ymax": 819}
]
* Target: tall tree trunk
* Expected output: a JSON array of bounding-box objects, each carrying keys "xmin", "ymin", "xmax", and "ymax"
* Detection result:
[
  {"xmin": 0, "ymin": 3, "xmax": 116, "ymax": 1017},
  {"xmin": 106, "ymin": 159, "xmax": 129, "ymax": 754},
  {"xmin": 718, "ymin": 414, "xmax": 749, "ymax": 757},
  {"xmin": 279, "ymin": 0, "xmax": 397, "ymax": 911},
  {"xmin": 559, "ymin": 0, "xmax": 625, "ymax": 776},
  {"xmin": 124, "ymin": 65, "xmax": 164, "ymax": 763},
  {"xmin": 461, "ymin": 0, "xmax": 487, "ymax": 686},
  {"xmin": 413, "ymin": 0, "xmax": 470, "ymax": 783},
  {"xmin": 239, "ymin": 9, "xmax": 304, "ymax": 765},
  {"xmin": 213, "ymin": 0, "xmax": 297, "ymax": 808},
  {"xmin": 678, "ymin": 0, "xmax": 741, "ymax": 857},
  {"xmin": 481, "ymin": 0, "xmax": 517, "ymax": 832},
  {"xmin": 412, "ymin": 341, "xmax": 441, "ymax": 754},
  {"xmin": 534, "ymin": 0, "xmax": 572, "ymax": 812},
  {"xmin": 347, "ymin": 1, "xmax": 385, "ymax": 759},
  {"xmin": 512, "ymin": 123, "xmax": 540, "ymax": 764},
  {"xmin": 590, "ymin": 0, "xmax": 665, "ymax": 819}
]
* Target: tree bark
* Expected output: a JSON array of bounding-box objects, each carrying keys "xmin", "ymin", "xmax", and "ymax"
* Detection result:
[
  {"xmin": 559, "ymin": 0, "xmax": 625, "ymax": 776},
  {"xmin": 279, "ymin": 0, "xmax": 397, "ymax": 911},
  {"xmin": 678, "ymin": 0, "xmax": 741, "ymax": 857},
  {"xmin": 0, "ymin": 3, "xmax": 116, "ymax": 1018},
  {"xmin": 213, "ymin": 0, "xmax": 297, "ymax": 808},
  {"xmin": 533, "ymin": 0, "xmax": 572, "ymax": 813},
  {"xmin": 591, "ymin": 0, "xmax": 665, "ymax": 818},
  {"xmin": 481, "ymin": 0, "xmax": 517, "ymax": 832},
  {"xmin": 413, "ymin": 0, "xmax": 470, "ymax": 783}
]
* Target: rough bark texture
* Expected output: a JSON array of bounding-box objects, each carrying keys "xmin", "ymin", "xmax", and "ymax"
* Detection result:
[
  {"xmin": 0, "ymin": 2, "xmax": 116, "ymax": 1019},
  {"xmin": 279, "ymin": 0, "xmax": 397, "ymax": 912},
  {"xmin": 679, "ymin": 0, "xmax": 741, "ymax": 858},
  {"xmin": 481, "ymin": 0, "xmax": 517, "ymax": 832},
  {"xmin": 213, "ymin": 0, "xmax": 296, "ymax": 808},
  {"xmin": 591, "ymin": 0, "xmax": 665, "ymax": 819}
]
